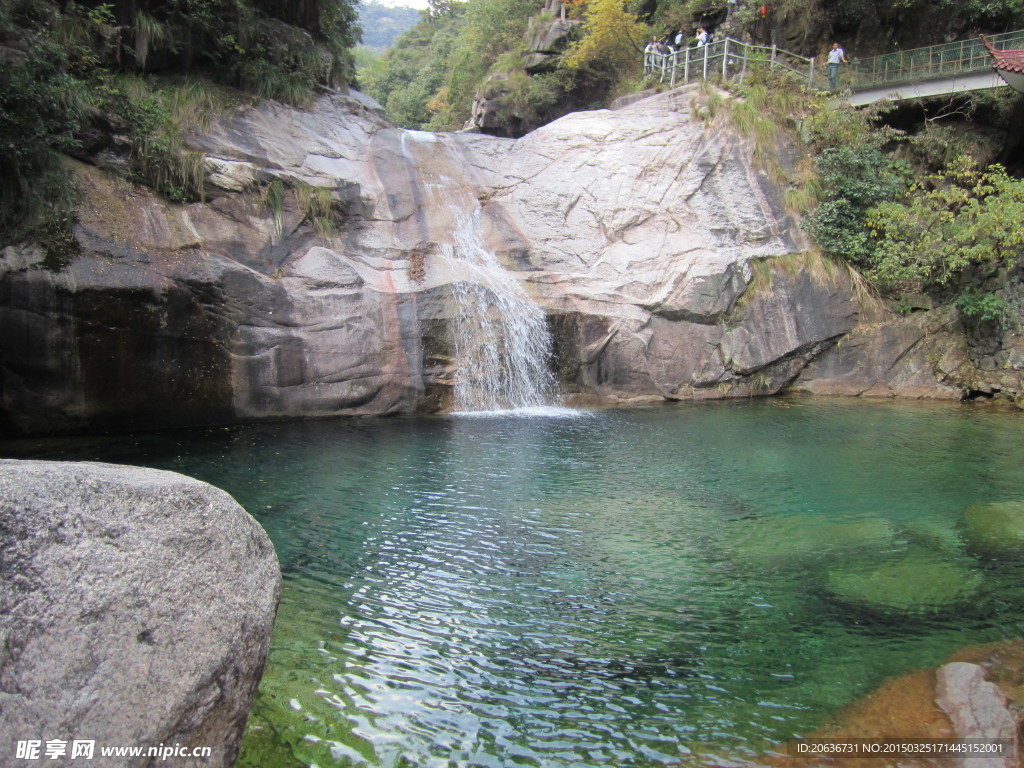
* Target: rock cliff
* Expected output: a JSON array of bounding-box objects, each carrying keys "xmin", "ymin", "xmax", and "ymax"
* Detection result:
[{"xmin": 0, "ymin": 85, "xmax": 994, "ymax": 435}]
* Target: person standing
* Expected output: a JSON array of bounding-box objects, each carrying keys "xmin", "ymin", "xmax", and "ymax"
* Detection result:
[
  {"xmin": 827, "ymin": 42, "xmax": 849, "ymax": 90},
  {"xmin": 696, "ymin": 27, "xmax": 709, "ymax": 47},
  {"xmin": 645, "ymin": 37, "xmax": 658, "ymax": 73}
]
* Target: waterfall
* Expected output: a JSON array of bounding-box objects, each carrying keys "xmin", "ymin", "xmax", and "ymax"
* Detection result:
[
  {"xmin": 399, "ymin": 131, "xmax": 565, "ymax": 415},
  {"xmin": 439, "ymin": 208, "xmax": 558, "ymax": 413}
]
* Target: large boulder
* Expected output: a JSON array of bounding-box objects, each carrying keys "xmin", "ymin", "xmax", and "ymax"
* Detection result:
[{"xmin": 0, "ymin": 460, "xmax": 280, "ymax": 767}]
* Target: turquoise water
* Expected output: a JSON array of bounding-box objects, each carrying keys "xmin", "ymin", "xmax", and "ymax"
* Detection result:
[{"xmin": 7, "ymin": 398, "xmax": 1024, "ymax": 766}]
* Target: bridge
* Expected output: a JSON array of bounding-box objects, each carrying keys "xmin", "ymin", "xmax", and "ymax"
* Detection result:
[{"xmin": 644, "ymin": 28, "xmax": 1024, "ymax": 105}]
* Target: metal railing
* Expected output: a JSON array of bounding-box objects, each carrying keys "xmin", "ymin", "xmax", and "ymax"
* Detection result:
[
  {"xmin": 644, "ymin": 29, "xmax": 1024, "ymax": 94},
  {"xmin": 834, "ymin": 28, "xmax": 1024, "ymax": 92},
  {"xmin": 644, "ymin": 38, "xmax": 815, "ymax": 89}
]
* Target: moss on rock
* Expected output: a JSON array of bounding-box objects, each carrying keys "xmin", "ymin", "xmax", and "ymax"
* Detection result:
[
  {"xmin": 962, "ymin": 501, "xmax": 1024, "ymax": 557},
  {"xmin": 721, "ymin": 514, "xmax": 896, "ymax": 568},
  {"xmin": 825, "ymin": 552, "xmax": 983, "ymax": 618}
]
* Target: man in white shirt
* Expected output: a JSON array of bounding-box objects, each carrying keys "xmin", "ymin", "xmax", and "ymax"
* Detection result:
[{"xmin": 827, "ymin": 42, "xmax": 849, "ymax": 90}]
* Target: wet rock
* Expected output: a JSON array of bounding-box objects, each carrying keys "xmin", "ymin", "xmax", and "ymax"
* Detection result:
[
  {"xmin": 0, "ymin": 86, "xmax": 989, "ymax": 434},
  {"xmin": 789, "ymin": 307, "xmax": 970, "ymax": 401},
  {"xmin": 0, "ymin": 460, "xmax": 281, "ymax": 768}
]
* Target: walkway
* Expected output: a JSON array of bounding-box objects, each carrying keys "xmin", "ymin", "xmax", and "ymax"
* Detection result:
[{"xmin": 644, "ymin": 28, "xmax": 1024, "ymax": 104}]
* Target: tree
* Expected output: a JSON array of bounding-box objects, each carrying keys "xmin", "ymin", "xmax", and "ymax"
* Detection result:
[
  {"xmin": 563, "ymin": 0, "xmax": 647, "ymax": 74},
  {"xmin": 866, "ymin": 159, "xmax": 1024, "ymax": 287}
]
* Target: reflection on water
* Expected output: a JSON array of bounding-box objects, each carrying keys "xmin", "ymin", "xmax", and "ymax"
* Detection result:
[{"xmin": 6, "ymin": 399, "xmax": 1024, "ymax": 767}]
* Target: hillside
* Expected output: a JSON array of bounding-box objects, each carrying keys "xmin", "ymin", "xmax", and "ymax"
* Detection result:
[
  {"xmin": 360, "ymin": 0, "xmax": 1024, "ymax": 135},
  {"xmin": 358, "ymin": 1, "xmax": 423, "ymax": 51}
]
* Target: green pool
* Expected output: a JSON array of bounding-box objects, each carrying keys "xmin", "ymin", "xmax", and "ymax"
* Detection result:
[{"xmin": 7, "ymin": 398, "xmax": 1024, "ymax": 767}]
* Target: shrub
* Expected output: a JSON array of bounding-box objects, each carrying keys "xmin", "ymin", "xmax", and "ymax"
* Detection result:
[
  {"xmin": 866, "ymin": 159, "xmax": 1024, "ymax": 287},
  {"xmin": 804, "ymin": 144, "xmax": 909, "ymax": 268},
  {"xmin": 0, "ymin": 32, "xmax": 89, "ymax": 256}
]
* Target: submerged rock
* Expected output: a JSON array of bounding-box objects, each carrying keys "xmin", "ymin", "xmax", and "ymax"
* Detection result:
[
  {"xmin": 0, "ymin": 460, "xmax": 281, "ymax": 767},
  {"xmin": 721, "ymin": 514, "xmax": 896, "ymax": 568},
  {"xmin": 824, "ymin": 552, "xmax": 983, "ymax": 617},
  {"xmin": 962, "ymin": 501, "xmax": 1024, "ymax": 557},
  {"xmin": 782, "ymin": 641, "xmax": 1024, "ymax": 768}
]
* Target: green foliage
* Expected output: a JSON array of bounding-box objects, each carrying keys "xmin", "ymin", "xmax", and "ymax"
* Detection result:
[
  {"xmin": 93, "ymin": 74, "xmax": 221, "ymax": 202},
  {"xmin": 261, "ymin": 178, "xmax": 345, "ymax": 242},
  {"xmin": 802, "ymin": 103, "xmax": 910, "ymax": 268},
  {"xmin": 262, "ymin": 178, "xmax": 287, "ymax": 242},
  {"xmin": 362, "ymin": 0, "xmax": 574, "ymax": 131},
  {"xmin": 436, "ymin": 0, "xmax": 540, "ymax": 128},
  {"xmin": 564, "ymin": 0, "xmax": 648, "ymax": 74},
  {"xmin": 295, "ymin": 182, "xmax": 342, "ymax": 240},
  {"xmin": 358, "ymin": 1, "xmax": 423, "ymax": 51},
  {"xmin": 805, "ymin": 144, "xmax": 910, "ymax": 268},
  {"xmin": 0, "ymin": 30, "xmax": 89, "ymax": 257},
  {"xmin": 955, "ymin": 287, "xmax": 1009, "ymax": 324},
  {"xmin": 360, "ymin": 8, "xmax": 464, "ymax": 129},
  {"xmin": 866, "ymin": 160, "xmax": 1024, "ymax": 287}
]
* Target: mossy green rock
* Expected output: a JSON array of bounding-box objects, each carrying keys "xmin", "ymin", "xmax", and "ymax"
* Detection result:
[
  {"xmin": 825, "ymin": 553, "xmax": 983, "ymax": 617},
  {"xmin": 962, "ymin": 501, "xmax": 1024, "ymax": 556},
  {"xmin": 722, "ymin": 514, "xmax": 896, "ymax": 567}
]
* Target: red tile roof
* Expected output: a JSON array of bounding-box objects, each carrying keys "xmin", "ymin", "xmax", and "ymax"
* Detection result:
[{"xmin": 981, "ymin": 35, "xmax": 1024, "ymax": 74}]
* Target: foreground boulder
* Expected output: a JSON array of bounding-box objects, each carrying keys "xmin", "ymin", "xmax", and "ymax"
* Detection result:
[{"xmin": 0, "ymin": 460, "xmax": 281, "ymax": 767}]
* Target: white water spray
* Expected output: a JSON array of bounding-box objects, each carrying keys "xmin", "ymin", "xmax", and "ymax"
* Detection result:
[
  {"xmin": 399, "ymin": 131, "xmax": 568, "ymax": 415},
  {"xmin": 439, "ymin": 208, "xmax": 560, "ymax": 413}
]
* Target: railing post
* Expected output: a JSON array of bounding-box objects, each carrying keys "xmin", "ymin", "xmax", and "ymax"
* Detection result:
[
  {"xmin": 671, "ymin": 50, "xmax": 677, "ymax": 88},
  {"xmin": 703, "ymin": 42, "xmax": 709, "ymax": 80},
  {"xmin": 771, "ymin": 44, "xmax": 777, "ymax": 69},
  {"xmin": 741, "ymin": 41, "xmax": 748, "ymax": 83},
  {"xmin": 808, "ymin": 58, "xmax": 814, "ymax": 89},
  {"xmin": 684, "ymin": 46, "xmax": 691, "ymax": 83},
  {"xmin": 722, "ymin": 38, "xmax": 729, "ymax": 79}
]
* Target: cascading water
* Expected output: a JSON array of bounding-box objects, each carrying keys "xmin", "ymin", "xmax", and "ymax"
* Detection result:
[
  {"xmin": 440, "ymin": 208, "xmax": 559, "ymax": 413},
  {"xmin": 399, "ymin": 131, "xmax": 563, "ymax": 414}
]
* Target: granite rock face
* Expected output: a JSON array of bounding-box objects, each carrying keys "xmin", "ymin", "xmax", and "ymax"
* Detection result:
[
  {"xmin": 0, "ymin": 86, "xmax": 988, "ymax": 434},
  {"xmin": 0, "ymin": 460, "xmax": 281, "ymax": 767}
]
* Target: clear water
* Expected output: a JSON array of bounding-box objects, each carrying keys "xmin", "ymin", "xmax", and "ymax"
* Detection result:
[{"xmin": 6, "ymin": 398, "xmax": 1024, "ymax": 767}]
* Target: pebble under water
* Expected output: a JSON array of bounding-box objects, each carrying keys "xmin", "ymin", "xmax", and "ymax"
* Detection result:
[{"xmin": 8, "ymin": 398, "xmax": 1024, "ymax": 767}]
